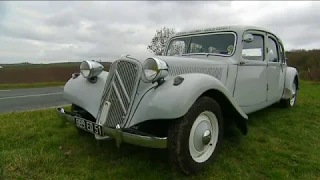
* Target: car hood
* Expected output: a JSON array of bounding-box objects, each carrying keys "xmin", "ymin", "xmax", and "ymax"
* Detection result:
[
  {"xmin": 161, "ymin": 55, "xmax": 230, "ymax": 66},
  {"xmin": 125, "ymin": 54, "xmax": 229, "ymax": 83},
  {"xmin": 126, "ymin": 54, "xmax": 228, "ymax": 67}
]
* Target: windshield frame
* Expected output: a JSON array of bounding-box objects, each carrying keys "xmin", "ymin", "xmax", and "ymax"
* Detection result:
[{"xmin": 165, "ymin": 31, "xmax": 238, "ymax": 57}]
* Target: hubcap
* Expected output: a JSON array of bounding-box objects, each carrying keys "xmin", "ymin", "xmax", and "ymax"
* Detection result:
[
  {"xmin": 290, "ymin": 82, "xmax": 296, "ymax": 106},
  {"xmin": 202, "ymin": 129, "xmax": 211, "ymax": 145},
  {"xmin": 188, "ymin": 111, "xmax": 219, "ymax": 163}
]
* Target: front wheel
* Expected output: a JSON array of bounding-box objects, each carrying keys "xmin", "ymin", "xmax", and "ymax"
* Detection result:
[{"xmin": 168, "ymin": 96, "xmax": 224, "ymax": 175}]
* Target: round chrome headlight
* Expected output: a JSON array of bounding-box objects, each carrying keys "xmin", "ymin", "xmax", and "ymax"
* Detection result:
[
  {"xmin": 142, "ymin": 57, "xmax": 168, "ymax": 83},
  {"xmin": 80, "ymin": 60, "xmax": 104, "ymax": 79}
]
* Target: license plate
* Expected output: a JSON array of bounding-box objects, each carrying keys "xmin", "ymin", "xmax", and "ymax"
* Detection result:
[{"xmin": 75, "ymin": 117, "xmax": 104, "ymax": 136}]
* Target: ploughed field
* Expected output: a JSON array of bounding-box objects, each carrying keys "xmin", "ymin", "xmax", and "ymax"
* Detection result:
[
  {"xmin": 0, "ymin": 80, "xmax": 319, "ymax": 179},
  {"xmin": 0, "ymin": 62, "xmax": 112, "ymax": 88}
]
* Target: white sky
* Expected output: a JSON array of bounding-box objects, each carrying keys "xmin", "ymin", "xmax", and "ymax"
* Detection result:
[{"xmin": 0, "ymin": 1, "xmax": 319, "ymax": 64}]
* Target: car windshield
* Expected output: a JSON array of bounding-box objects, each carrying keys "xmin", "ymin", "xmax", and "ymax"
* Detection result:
[{"xmin": 166, "ymin": 32, "xmax": 236, "ymax": 56}]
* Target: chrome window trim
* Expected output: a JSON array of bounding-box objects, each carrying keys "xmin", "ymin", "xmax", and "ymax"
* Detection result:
[{"xmin": 165, "ymin": 31, "xmax": 238, "ymax": 57}]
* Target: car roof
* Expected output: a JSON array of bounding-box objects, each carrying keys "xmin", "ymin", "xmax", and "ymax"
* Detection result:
[{"xmin": 170, "ymin": 25, "xmax": 281, "ymax": 42}]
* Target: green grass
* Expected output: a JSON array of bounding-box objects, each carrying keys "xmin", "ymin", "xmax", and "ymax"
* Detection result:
[
  {"xmin": 0, "ymin": 82, "xmax": 66, "ymax": 89},
  {"xmin": 0, "ymin": 62, "xmax": 81, "ymax": 69},
  {"xmin": 0, "ymin": 62, "xmax": 111, "ymax": 69},
  {"xmin": 1, "ymin": 81, "xmax": 320, "ymax": 180}
]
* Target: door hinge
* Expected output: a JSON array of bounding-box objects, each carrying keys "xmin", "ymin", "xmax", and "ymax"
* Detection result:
[{"xmin": 267, "ymin": 84, "xmax": 269, "ymax": 91}]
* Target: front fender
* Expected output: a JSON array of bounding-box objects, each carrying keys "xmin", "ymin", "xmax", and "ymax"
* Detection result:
[
  {"xmin": 282, "ymin": 67, "xmax": 299, "ymax": 99},
  {"xmin": 126, "ymin": 73, "xmax": 248, "ymax": 127},
  {"xmin": 63, "ymin": 71, "xmax": 109, "ymax": 118}
]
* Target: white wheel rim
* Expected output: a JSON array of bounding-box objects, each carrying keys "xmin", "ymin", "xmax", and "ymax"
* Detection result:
[
  {"xmin": 290, "ymin": 82, "xmax": 297, "ymax": 106},
  {"xmin": 188, "ymin": 111, "xmax": 219, "ymax": 163}
]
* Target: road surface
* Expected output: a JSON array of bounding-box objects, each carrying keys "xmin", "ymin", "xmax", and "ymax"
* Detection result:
[{"xmin": 0, "ymin": 86, "xmax": 70, "ymax": 113}]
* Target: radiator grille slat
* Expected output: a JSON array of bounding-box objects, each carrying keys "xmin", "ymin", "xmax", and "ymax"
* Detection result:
[
  {"xmin": 115, "ymin": 70, "xmax": 130, "ymax": 103},
  {"xmin": 101, "ymin": 60, "xmax": 139, "ymax": 128}
]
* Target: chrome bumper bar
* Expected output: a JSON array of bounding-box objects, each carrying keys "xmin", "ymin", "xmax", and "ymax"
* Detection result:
[{"xmin": 56, "ymin": 107, "xmax": 167, "ymax": 149}]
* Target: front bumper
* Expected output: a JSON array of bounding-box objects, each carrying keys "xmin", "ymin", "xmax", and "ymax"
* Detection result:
[{"xmin": 56, "ymin": 107, "xmax": 167, "ymax": 149}]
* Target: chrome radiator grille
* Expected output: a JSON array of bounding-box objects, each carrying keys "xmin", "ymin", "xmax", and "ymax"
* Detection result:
[{"xmin": 100, "ymin": 60, "xmax": 139, "ymax": 128}]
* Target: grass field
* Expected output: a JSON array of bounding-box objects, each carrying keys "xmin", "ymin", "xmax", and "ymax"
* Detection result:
[
  {"xmin": 0, "ymin": 62, "xmax": 111, "ymax": 87},
  {"xmin": 0, "ymin": 81, "xmax": 319, "ymax": 180},
  {"xmin": 0, "ymin": 62, "xmax": 112, "ymax": 69},
  {"xmin": 0, "ymin": 62, "xmax": 81, "ymax": 69},
  {"xmin": 0, "ymin": 82, "xmax": 66, "ymax": 89}
]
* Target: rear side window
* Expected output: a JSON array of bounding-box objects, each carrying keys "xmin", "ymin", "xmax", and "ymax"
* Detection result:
[
  {"xmin": 242, "ymin": 34, "xmax": 264, "ymax": 61},
  {"xmin": 268, "ymin": 37, "xmax": 280, "ymax": 62}
]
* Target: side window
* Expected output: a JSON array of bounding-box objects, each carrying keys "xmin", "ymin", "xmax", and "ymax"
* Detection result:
[
  {"xmin": 268, "ymin": 37, "xmax": 279, "ymax": 63},
  {"xmin": 242, "ymin": 34, "xmax": 264, "ymax": 61}
]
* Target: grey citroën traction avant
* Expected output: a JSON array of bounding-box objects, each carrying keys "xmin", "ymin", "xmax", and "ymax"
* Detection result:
[{"xmin": 56, "ymin": 25, "xmax": 299, "ymax": 174}]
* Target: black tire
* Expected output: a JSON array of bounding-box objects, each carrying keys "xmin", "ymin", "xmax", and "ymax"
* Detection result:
[
  {"xmin": 280, "ymin": 80, "xmax": 297, "ymax": 108},
  {"xmin": 168, "ymin": 96, "xmax": 224, "ymax": 175}
]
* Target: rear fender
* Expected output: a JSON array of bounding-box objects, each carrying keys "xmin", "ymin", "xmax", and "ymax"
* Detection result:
[{"xmin": 282, "ymin": 67, "xmax": 299, "ymax": 99}]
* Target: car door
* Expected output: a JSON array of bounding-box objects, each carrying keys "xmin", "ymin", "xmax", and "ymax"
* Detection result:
[
  {"xmin": 266, "ymin": 34, "xmax": 286, "ymax": 102},
  {"xmin": 233, "ymin": 31, "xmax": 268, "ymax": 108}
]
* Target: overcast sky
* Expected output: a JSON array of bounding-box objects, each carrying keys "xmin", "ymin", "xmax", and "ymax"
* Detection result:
[{"xmin": 0, "ymin": 1, "xmax": 319, "ymax": 64}]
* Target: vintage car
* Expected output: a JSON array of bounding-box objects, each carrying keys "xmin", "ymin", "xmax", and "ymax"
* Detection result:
[{"xmin": 56, "ymin": 25, "xmax": 299, "ymax": 175}]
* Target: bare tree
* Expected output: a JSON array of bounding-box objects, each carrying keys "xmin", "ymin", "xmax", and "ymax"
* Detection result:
[{"xmin": 147, "ymin": 26, "xmax": 176, "ymax": 56}]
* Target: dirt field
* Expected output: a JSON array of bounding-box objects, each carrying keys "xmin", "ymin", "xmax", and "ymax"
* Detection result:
[{"xmin": 0, "ymin": 62, "xmax": 111, "ymax": 84}]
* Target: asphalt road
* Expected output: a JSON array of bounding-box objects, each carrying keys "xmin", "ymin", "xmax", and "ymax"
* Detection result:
[{"xmin": 0, "ymin": 86, "xmax": 70, "ymax": 113}]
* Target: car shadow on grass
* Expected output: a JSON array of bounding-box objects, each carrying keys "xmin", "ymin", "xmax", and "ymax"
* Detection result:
[
  {"xmin": 59, "ymin": 103, "xmax": 294, "ymax": 177},
  {"xmin": 63, "ymin": 127, "xmax": 244, "ymax": 177},
  {"xmin": 77, "ymin": 133, "xmax": 170, "ymax": 165}
]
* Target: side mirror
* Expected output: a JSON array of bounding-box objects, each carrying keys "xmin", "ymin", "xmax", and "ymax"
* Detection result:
[{"xmin": 243, "ymin": 34, "xmax": 254, "ymax": 43}]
